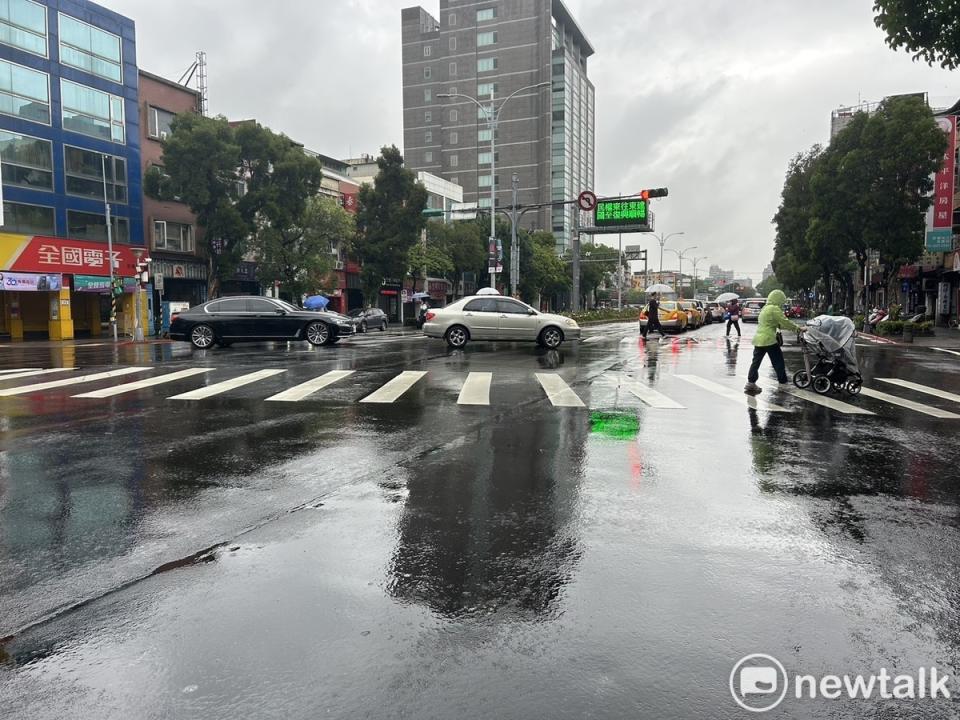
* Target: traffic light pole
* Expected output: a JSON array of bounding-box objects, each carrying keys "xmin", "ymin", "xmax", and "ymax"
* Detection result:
[{"xmin": 101, "ymin": 154, "xmax": 117, "ymax": 342}]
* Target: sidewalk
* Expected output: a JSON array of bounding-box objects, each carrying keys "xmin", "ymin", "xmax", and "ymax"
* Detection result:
[{"xmin": 857, "ymin": 327, "xmax": 960, "ymax": 349}]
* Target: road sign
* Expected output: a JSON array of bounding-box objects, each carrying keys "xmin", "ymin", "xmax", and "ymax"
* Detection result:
[
  {"xmin": 594, "ymin": 198, "xmax": 648, "ymax": 228},
  {"xmin": 154, "ymin": 273, "xmax": 164, "ymax": 292},
  {"xmin": 925, "ymin": 228, "xmax": 953, "ymax": 252},
  {"xmin": 578, "ymin": 190, "xmax": 597, "ymax": 212}
]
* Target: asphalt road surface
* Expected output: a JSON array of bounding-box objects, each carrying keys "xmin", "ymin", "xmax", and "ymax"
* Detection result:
[{"xmin": 2, "ymin": 322, "xmax": 960, "ymax": 719}]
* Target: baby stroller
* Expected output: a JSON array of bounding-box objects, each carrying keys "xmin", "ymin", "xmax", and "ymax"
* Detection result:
[{"xmin": 793, "ymin": 315, "xmax": 863, "ymax": 395}]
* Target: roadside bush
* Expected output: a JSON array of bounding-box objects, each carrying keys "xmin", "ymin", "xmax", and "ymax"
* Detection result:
[
  {"xmin": 853, "ymin": 314, "xmax": 865, "ymax": 330},
  {"xmin": 876, "ymin": 320, "xmax": 934, "ymax": 336},
  {"xmin": 562, "ymin": 308, "xmax": 639, "ymax": 324}
]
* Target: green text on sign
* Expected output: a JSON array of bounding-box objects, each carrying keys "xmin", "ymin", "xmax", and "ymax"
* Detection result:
[{"xmin": 594, "ymin": 199, "xmax": 648, "ymax": 227}]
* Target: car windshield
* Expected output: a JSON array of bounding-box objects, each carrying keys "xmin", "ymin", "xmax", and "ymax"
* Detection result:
[
  {"xmin": 273, "ymin": 299, "xmax": 301, "ymax": 312},
  {"xmin": 660, "ymin": 301, "xmax": 677, "ymax": 310},
  {"xmin": 347, "ymin": 309, "xmax": 364, "ymax": 317}
]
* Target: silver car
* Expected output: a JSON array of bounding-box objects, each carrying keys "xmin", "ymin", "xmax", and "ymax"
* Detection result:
[{"xmin": 423, "ymin": 295, "xmax": 581, "ymax": 349}]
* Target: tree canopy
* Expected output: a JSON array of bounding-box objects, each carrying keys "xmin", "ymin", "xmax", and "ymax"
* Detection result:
[{"xmin": 874, "ymin": 0, "xmax": 960, "ymax": 69}]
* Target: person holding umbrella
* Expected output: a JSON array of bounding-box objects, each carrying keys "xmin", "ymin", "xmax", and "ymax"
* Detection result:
[
  {"xmin": 412, "ymin": 292, "xmax": 430, "ymax": 329},
  {"xmin": 641, "ymin": 292, "xmax": 663, "ymax": 339}
]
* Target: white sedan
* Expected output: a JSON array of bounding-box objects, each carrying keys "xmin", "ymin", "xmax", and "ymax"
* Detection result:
[{"xmin": 422, "ymin": 295, "xmax": 581, "ymax": 349}]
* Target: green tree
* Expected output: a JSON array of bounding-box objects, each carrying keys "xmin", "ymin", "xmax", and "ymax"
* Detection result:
[
  {"xmin": 146, "ymin": 114, "xmax": 249, "ymax": 297},
  {"xmin": 756, "ymin": 275, "xmax": 783, "ymax": 297},
  {"xmin": 874, "ymin": 0, "xmax": 960, "ymax": 69},
  {"xmin": 520, "ymin": 230, "xmax": 569, "ymax": 306},
  {"xmin": 407, "ymin": 236, "xmax": 455, "ymax": 290},
  {"xmin": 354, "ymin": 146, "xmax": 428, "ymax": 302},
  {"xmin": 254, "ymin": 196, "xmax": 355, "ymax": 302},
  {"xmin": 566, "ymin": 242, "xmax": 619, "ymax": 307},
  {"xmin": 772, "ymin": 147, "xmax": 824, "ymax": 301}
]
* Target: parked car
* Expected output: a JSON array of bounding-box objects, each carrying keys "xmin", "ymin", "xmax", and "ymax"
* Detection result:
[
  {"xmin": 741, "ymin": 298, "xmax": 767, "ymax": 322},
  {"xmin": 169, "ymin": 297, "xmax": 356, "ymax": 349},
  {"xmin": 705, "ymin": 301, "xmax": 724, "ymax": 322},
  {"xmin": 679, "ymin": 301, "xmax": 704, "ymax": 328},
  {"xmin": 348, "ymin": 307, "xmax": 388, "ymax": 333},
  {"xmin": 422, "ymin": 294, "xmax": 580, "ymax": 349},
  {"xmin": 639, "ymin": 300, "xmax": 688, "ymax": 332},
  {"xmin": 784, "ymin": 304, "xmax": 805, "ymax": 319}
]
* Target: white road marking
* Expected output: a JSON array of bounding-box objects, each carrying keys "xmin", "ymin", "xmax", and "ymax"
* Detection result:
[
  {"xmin": 535, "ymin": 373, "xmax": 586, "ymax": 407},
  {"xmin": 674, "ymin": 374, "xmax": 790, "ymax": 412},
  {"xmin": 265, "ymin": 370, "xmax": 355, "ymax": 402},
  {"xmin": 0, "ymin": 368, "xmax": 42, "ymax": 374},
  {"xmin": 168, "ymin": 369, "xmax": 286, "ymax": 401},
  {"xmin": 73, "ymin": 368, "xmax": 215, "ymax": 398},
  {"xmin": 624, "ymin": 380, "xmax": 685, "ymax": 409},
  {"xmin": 0, "ymin": 367, "xmax": 148, "ymax": 397},
  {"xmin": 457, "ymin": 372, "xmax": 492, "ymax": 405},
  {"xmin": 0, "ymin": 368, "xmax": 76, "ymax": 381},
  {"xmin": 876, "ymin": 378, "xmax": 960, "ymax": 404},
  {"xmin": 932, "ymin": 347, "xmax": 960, "ymax": 357},
  {"xmin": 755, "ymin": 380, "xmax": 874, "ymax": 415},
  {"xmin": 581, "ymin": 336, "xmax": 605, "ymax": 345},
  {"xmin": 360, "ymin": 371, "xmax": 427, "ymax": 403},
  {"xmin": 859, "ymin": 387, "xmax": 960, "ymax": 419}
]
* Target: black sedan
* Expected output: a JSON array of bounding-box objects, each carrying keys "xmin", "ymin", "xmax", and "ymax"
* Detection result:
[{"xmin": 169, "ymin": 297, "xmax": 356, "ymax": 349}]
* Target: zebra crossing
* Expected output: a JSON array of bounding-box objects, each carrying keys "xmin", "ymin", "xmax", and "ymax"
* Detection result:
[{"xmin": 0, "ymin": 364, "xmax": 959, "ymax": 419}]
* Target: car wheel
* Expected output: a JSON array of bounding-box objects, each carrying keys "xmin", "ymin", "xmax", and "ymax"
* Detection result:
[
  {"xmin": 539, "ymin": 326, "xmax": 564, "ymax": 349},
  {"xmin": 306, "ymin": 321, "xmax": 332, "ymax": 346},
  {"xmin": 812, "ymin": 375, "xmax": 832, "ymax": 395},
  {"xmin": 445, "ymin": 325, "xmax": 469, "ymax": 348},
  {"xmin": 360, "ymin": 321, "xmax": 367, "ymax": 334},
  {"xmin": 793, "ymin": 369, "xmax": 811, "ymax": 389},
  {"xmin": 190, "ymin": 324, "xmax": 215, "ymax": 349}
]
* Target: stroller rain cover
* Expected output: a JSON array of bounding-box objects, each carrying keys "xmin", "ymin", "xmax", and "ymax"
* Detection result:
[{"xmin": 804, "ymin": 316, "xmax": 860, "ymax": 374}]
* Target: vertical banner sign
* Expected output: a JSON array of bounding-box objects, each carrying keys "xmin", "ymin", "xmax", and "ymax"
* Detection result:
[{"xmin": 934, "ymin": 116, "xmax": 956, "ymax": 229}]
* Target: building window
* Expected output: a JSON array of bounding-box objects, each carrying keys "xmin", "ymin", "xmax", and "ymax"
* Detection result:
[
  {"xmin": 425, "ymin": 151, "xmax": 434, "ymax": 162},
  {"xmin": 477, "ymin": 31, "xmax": 497, "ymax": 46},
  {"xmin": 1, "ymin": 200, "xmax": 53, "ymax": 234},
  {"xmin": 478, "ymin": 106, "xmax": 491, "ymax": 121},
  {"xmin": 478, "ymin": 151, "xmax": 498, "ymax": 164},
  {"xmin": 449, "ymin": 131, "xmax": 458, "ymax": 144},
  {"xmin": 424, "ymin": 88, "xmax": 431, "ymax": 102},
  {"xmin": 477, "ymin": 57, "xmax": 497, "ymax": 72},
  {"xmin": 423, "ymin": 66, "xmax": 431, "ymax": 79},
  {"xmin": 0, "ymin": 0, "xmax": 47, "ymax": 56},
  {"xmin": 0, "ymin": 58, "xmax": 49, "ymax": 124},
  {"xmin": 449, "ymin": 36, "xmax": 456, "ymax": 51},
  {"xmin": 148, "ymin": 105, "xmax": 175, "ymax": 139},
  {"xmin": 478, "ymin": 174, "xmax": 498, "ymax": 187},
  {"xmin": 0, "ymin": 129, "xmax": 52, "ymax": 190},
  {"xmin": 477, "ymin": 8, "xmax": 497, "ymax": 22},
  {"xmin": 450, "ymin": 154, "xmax": 458, "ymax": 167},
  {"xmin": 478, "ymin": 128, "xmax": 497, "ymax": 142},
  {"xmin": 67, "ymin": 209, "xmax": 129, "ymax": 243},
  {"xmin": 449, "ymin": 62, "xmax": 457, "ymax": 77},
  {"xmin": 449, "ymin": 86, "xmax": 457, "ymax": 95},
  {"xmin": 153, "ymin": 220, "xmax": 194, "ymax": 252},
  {"xmin": 449, "ymin": 12, "xmax": 456, "ymax": 25},
  {"xmin": 58, "ymin": 13, "xmax": 122, "ymax": 83},
  {"xmin": 425, "ymin": 130, "xmax": 433, "ymax": 143},
  {"xmin": 60, "ymin": 79, "xmax": 125, "ymax": 143},
  {"xmin": 477, "ymin": 82, "xmax": 497, "ymax": 98},
  {"xmin": 64, "ymin": 145, "xmax": 127, "ymax": 203},
  {"xmin": 423, "ymin": 45, "xmax": 431, "ymax": 57},
  {"xmin": 478, "ymin": 197, "xmax": 492, "ymax": 208},
  {"xmin": 424, "ymin": 110, "xmax": 432, "ymax": 123},
  {"xmin": 449, "ymin": 109, "xmax": 458, "ymax": 122}
]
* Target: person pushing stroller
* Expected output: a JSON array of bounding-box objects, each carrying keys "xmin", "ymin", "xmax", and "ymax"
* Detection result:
[{"xmin": 744, "ymin": 289, "xmax": 805, "ymax": 395}]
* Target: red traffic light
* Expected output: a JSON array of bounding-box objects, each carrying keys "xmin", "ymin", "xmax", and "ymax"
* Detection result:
[{"xmin": 639, "ymin": 188, "xmax": 668, "ymax": 200}]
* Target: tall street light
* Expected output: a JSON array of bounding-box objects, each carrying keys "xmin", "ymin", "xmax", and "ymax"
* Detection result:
[
  {"xmin": 438, "ymin": 81, "xmax": 550, "ymax": 291},
  {"xmin": 691, "ymin": 255, "xmax": 708, "ymax": 298},
  {"xmin": 654, "ymin": 231, "xmax": 685, "ymax": 273},
  {"xmin": 666, "ymin": 245, "xmax": 697, "ymax": 297}
]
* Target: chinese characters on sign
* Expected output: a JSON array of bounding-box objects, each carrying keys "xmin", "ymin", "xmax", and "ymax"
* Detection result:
[
  {"xmin": 594, "ymin": 199, "xmax": 649, "ymax": 227},
  {"xmin": 0, "ymin": 272, "xmax": 62, "ymax": 291},
  {"xmin": 933, "ymin": 116, "xmax": 956, "ymax": 229},
  {"xmin": 7, "ymin": 236, "xmax": 138, "ymax": 275}
]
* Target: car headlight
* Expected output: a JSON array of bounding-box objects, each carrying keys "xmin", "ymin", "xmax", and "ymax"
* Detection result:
[{"xmin": 564, "ymin": 317, "xmax": 578, "ymax": 327}]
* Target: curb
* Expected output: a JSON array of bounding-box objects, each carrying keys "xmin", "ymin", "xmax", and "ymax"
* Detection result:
[{"xmin": 857, "ymin": 331, "xmax": 900, "ymax": 346}]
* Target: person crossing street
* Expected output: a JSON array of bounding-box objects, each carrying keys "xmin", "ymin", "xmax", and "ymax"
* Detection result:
[
  {"xmin": 744, "ymin": 289, "xmax": 804, "ymax": 395},
  {"xmin": 641, "ymin": 292, "xmax": 663, "ymax": 339}
]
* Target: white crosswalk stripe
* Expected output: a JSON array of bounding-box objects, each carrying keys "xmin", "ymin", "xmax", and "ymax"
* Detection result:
[
  {"xmin": 0, "ymin": 367, "xmax": 148, "ymax": 397},
  {"xmin": 624, "ymin": 379, "xmax": 685, "ymax": 409},
  {"xmin": 265, "ymin": 370, "xmax": 354, "ymax": 402},
  {"xmin": 0, "ymin": 368, "xmax": 42, "ymax": 374},
  {"xmin": 457, "ymin": 372, "xmax": 491, "ymax": 405},
  {"xmin": 73, "ymin": 368, "xmax": 215, "ymax": 398},
  {"xmin": 675, "ymin": 374, "xmax": 790, "ymax": 412},
  {"xmin": 0, "ymin": 368, "xmax": 73, "ymax": 381},
  {"xmin": 754, "ymin": 379, "xmax": 874, "ymax": 415},
  {"xmin": 932, "ymin": 347, "xmax": 960, "ymax": 357},
  {"xmin": 859, "ymin": 387, "xmax": 960, "ymax": 419},
  {"xmin": 876, "ymin": 378, "xmax": 960, "ymax": 404},
  {"xmin": 535, "ymin": 373, "xmax": 585, "ymax": 407},
  {"xmin": 168, "ymin": 369, "xmax": 286, "ymax": 401},
  {"xmin": 359, "ymin": 371, "xmax": 427, "ymax": 404}
]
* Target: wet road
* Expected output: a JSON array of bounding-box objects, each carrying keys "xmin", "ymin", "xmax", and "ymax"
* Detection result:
[{"xmin": 2, "ymin": 323, "xmax": 960, "ymax": 719}]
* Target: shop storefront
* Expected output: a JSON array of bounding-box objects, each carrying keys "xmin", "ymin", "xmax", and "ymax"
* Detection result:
[{"xmin": 1, "ymin": 233, "xmax": 142, "ymax": 341}]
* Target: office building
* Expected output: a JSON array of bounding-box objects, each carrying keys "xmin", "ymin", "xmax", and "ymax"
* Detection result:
[{"xmin": 400, "ymin": 0, "xmax": 594, "ymax": 254}]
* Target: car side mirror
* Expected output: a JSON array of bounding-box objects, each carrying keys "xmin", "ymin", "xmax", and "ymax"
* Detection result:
[
  {"xmin": 527, "ymin": 309, "xmax": 537, "ymax": 315},
  {"xmin": 275, "ymin": 308, "xmax": 286, "ymax": 315}
]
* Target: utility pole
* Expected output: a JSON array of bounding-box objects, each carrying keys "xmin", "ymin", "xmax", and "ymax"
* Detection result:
[
  {"xmin": 510, "ymin": 173, "xmax": 520, "ymax": 297},
  {"xmin": 571, "ymin": 208, "xmax": 581, "ymax": 311},
  {"xmin": 101, "ymin": 154, "xmax": 117, "ymax": 342},
  {"xmin": 617, "ymin": 230, "xmax": 623, "ymax": 310}
]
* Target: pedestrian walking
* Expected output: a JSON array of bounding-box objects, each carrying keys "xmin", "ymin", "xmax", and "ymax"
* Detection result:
[
  {"xmin": 744, "ymin": 289, "xmax": 804, "ymax": 395},
  {"xmin": 726, "ymin": 298, "xmax": 742, "ymax": 338},
  {"xmin": 641, "ymin": 292, "xmax": 663, "ymax": 339}
]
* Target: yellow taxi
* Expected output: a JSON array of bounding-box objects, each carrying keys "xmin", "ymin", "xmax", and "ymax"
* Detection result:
[
  {"xmin": 639, "ymin": 300, "xmax": 688, "ymax": 332},
  {"xmin": 679, "ymin": 300, "xmax": 704, "ymax": 328}
]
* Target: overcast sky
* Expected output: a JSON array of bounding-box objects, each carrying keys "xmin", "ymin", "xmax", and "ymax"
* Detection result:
[{"xmin": 109, "ymin": 0, "xmax": 958, "ymax": 286}]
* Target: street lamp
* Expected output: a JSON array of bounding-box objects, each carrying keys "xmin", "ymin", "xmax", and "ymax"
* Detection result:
[
  {"xmin": 653, "ymin": 231, "xmax": 685, "ymax": 274},
  {"xmin": 691, "ymin": 256, "xmax": 708, "ymax": 298},
  {"xmin": 666, "ymin": 245, "xmax": 697, "ymax": 297},
  {"xmin": 438, "ymin": 81, "xmax": 550, "ymax": 292}
]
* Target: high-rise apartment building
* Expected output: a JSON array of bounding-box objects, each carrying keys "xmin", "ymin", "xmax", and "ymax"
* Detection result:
[{"xmin": 400, "ymin": 0, "xmax": 594, "ymax": 253}]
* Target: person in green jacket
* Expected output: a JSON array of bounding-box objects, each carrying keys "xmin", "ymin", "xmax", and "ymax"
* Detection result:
[{"xmin": 744, "ymin": 289, "xmax": 804, "ymax": 395}]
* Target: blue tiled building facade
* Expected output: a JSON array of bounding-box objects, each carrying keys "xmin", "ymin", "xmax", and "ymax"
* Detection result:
[{"xmin": 0, "ymin": 0, "xmax": 142, "ymax": 247}]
